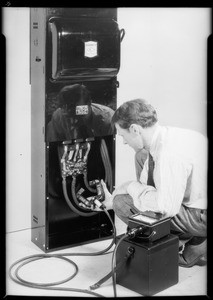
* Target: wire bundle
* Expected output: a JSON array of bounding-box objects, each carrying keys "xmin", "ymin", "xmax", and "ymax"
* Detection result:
[{"xmin": 62, "ymin": 138, "xmax": 113, "ymax": 216}]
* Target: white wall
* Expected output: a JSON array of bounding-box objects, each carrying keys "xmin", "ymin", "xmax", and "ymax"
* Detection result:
[
  {"xmin": 4, "ymin": 8, "xmax": 31, "ymax": 233},
  {"xmin": 4, "ymin": 7, "xmax": 211, "ymax": 232},
  {"xmin": 116, "ymin": 7, "xmax": 210, "ymax": 186}
]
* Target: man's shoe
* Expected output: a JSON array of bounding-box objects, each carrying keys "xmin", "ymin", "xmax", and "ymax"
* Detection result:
[{"xmin": 179, "ymin": 239, "xmax": 207, "ymax": 268}]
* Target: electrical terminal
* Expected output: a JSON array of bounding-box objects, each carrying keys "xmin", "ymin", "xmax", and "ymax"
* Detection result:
[{"xmin": 60, "ymin": 141, "xmax": 92, "ymax": 177}]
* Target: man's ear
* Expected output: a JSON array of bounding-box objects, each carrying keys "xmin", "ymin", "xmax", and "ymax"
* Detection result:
[{"xmin": 129, "ymin": 124, "xmax": 140, "ymax": 135}]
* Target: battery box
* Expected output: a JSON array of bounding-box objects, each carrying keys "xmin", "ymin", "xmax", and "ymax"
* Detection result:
[{"xmin": 116, "ymin": 234, "xmax": 179, "ymax": 296}]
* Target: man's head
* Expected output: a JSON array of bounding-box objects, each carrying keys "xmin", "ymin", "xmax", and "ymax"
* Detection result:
[
  {"xmin": 112, "ymin": 99, "xmax": 158, "ymax": 151},
  {"xmin": 59, "ymin": 84, "xmax": 92, "ymax": 120}
]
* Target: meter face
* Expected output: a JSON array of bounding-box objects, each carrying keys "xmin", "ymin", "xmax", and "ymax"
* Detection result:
[
  {"xmin": 130, "ymin": 212, "xmax": 167, "ymax": 225},
  {"xmin": 133, "ymin": 214, "xmax": 157, "ymax": 225}
]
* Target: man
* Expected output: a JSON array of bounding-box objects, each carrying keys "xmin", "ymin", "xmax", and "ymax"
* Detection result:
[
  {"xmin": 101, "ymin": 98, "xmax": 207, "ymax": 268},
  {"xmin": 47, "ymin": 84, "xmax": 114, "ymax": 142}
]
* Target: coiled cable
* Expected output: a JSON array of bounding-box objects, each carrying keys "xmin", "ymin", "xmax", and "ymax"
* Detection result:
[{"xmin": 9, "ymin": 208, "xmax": 116, "ymax": 298}]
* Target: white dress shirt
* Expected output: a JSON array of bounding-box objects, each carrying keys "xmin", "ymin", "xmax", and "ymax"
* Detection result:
[{"xmin": 127, "ymin": 125, "xmax": 208, "ymax": 217}]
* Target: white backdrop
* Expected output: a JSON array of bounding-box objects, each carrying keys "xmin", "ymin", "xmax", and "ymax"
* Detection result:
[{"xmin": 3, "ymin": 7, "xmax": 211, "ymax": 232}]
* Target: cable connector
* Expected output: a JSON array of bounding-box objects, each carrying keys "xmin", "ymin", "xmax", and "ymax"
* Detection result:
[
  {"xmin": 94, "ymin": 199, "xmax": 106, "ymax": 210},
  {"xmin": 127, "ymin": 226, "xmax": 144, "ymax": 239}
]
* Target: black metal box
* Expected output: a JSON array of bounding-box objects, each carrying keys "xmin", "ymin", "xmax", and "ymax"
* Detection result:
[
  {"xmin": 30, "ymin": 8, "xmax": 120, "ymax": 252},
  {"xmin": 128, "ymin": 212, "xmax": 171, "ymax": 242},
  {"xmin": 116, "ymin": 234, "xmax": 179, "ymax": 296},
  {"xmin": 48, "ymin": 17, "xmax": 121, "ymax": 81}
]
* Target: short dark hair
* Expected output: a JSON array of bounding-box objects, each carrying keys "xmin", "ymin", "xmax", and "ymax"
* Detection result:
[
  {"xmin": 112, "ymin": 99, "xmax": 158, "ymax": 129},
  {"xmin": 59, "ymin": 84, "xmax": 91, "ymax": 108}
]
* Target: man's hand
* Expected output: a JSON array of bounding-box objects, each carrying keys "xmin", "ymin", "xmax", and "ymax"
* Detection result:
[
  {"xmin": 79, "ymin": 180, "xmax": 113, "ymax": 211},
  {"xmin": 101, "ymin": 180, "xmax": 113, "ymax": 210}
]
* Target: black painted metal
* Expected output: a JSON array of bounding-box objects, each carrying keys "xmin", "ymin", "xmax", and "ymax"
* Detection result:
[{"xmin": 31, "ymin": 8, "xmax": 120, "ymax": 252}]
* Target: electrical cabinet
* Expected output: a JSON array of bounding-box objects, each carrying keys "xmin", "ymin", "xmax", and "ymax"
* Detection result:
[{"xmin": 30, "ymin": 8, "xmax": 123, "ymax": 252}]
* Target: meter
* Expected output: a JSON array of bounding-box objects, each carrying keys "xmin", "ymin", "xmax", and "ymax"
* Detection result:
[{"xmin": 128, "ymin": 212, "xmax": 171, "ymax": 242}]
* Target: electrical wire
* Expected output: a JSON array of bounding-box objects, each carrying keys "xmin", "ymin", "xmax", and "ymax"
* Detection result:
[
  {"xmin": 9, "ymin": 207, "xmax": 116, "ymax": 298},
  {"xmin": 62, "ymin": 138, "xmax": 113, "ymax": 216},
  {"xmin": 62, "ymin": 177, "xmax": 97, "ymax": 217},
  {"xmin": 102, "ymin": 139, "xmax": 112, "ymax": 189},
  {"xmin": 9, "ymin": 255, "xmax": 104, "ymax": 297},
  {"xmin": 100, "ymin": 139, "xmax": 107, "ymax": 182},
  {"xmin": 111, "ymin": 233, "xmax": 129, "ymax": 297},
  {"xmin": 89, "ymin": 248, "xmax": 132, "ymax": 291},
  {"xmin": 100, "ymin": 139, "xmax": 113, "ymax": 192},
  {"xmin": 83, "ymin": 171, "xmax": 97, "ymax": 193},
  {"xmin": 100, "ymin": 140, "xmax": 110, "ymax": 185}
]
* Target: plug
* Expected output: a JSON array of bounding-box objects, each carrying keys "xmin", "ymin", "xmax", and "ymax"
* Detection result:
[
  {"xmin": 127, "ymin": 226, "xmax": 144, "ymax": 238},
  {"xmin": 94, "ymin": 199, "xmax": 106, "ymax": 210}
]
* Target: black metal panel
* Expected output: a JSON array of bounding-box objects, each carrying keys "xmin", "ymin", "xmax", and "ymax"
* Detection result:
[
  {"xmin": 31, "ymin": 7, "xmax": 118, "ymax": 252},
  {"xmin": 45, "ymin": 79, "xmax": 117, "ymax": 142},
  {"xmin": 46, "ymin": 8, "xmax": 117, "ymax": 20},
  {"xmin": 47, "ymin": 207, "xmax": 114, "ymax": 251},
  {"xmin": 47, "ymin": 17, "xmax": 120, "ymax": 81},
  {"xmin": 46, "ymin": 135, "xmax": 115, "ymax": 251}
]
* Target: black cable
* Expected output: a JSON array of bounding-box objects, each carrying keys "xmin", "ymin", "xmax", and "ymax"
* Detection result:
[
  {"xmin": 63, "ymin": 177, "xmax": 97, "ymax": 217},
  {"xmin": 9, "ymin": 256, "xmax": 104, "ymax": 297},
  {"xmin": 100, "ymin": 139, "xmax": 108, "ymax": 183},
  {"xmin": 90, "ymin": 246, "xmax": 133, "ymax": 291},
  {"xmin": 89, "ymin": 260, "xmax": 123, "ymax": 290},
  {"xmin": 111, "ymin": 234, "xmax": 129, "ymax": 297},
  {"xmin": 11, "ymin": 255, "xmax": 78, "ymax": 287},
  {"xmin": 83, "ymin": 171, "xmax": 97, "ymax": 193},
  {"xmin": 100, "ymin": 139, "xmax": 113, "ymax": 192},
  {"xmin": 9, "ymin": 207, "xmax": 116, "ymax": 298},
  {"xmin": 90, "ymin": 227, "xmax": 146, "ymax": 295},
  {"xmin": 102, "ymin": 139, "xmax": 113, "ymax": 190},
  {"xmin": 100, "ymin": 140, "xmax": 110, "ymax": 186}
]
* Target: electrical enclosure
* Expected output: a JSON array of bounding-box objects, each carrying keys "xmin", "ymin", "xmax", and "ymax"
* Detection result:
[{"xmin": 30, "ymin": 8, "xmax": 122, "ymax": 252}]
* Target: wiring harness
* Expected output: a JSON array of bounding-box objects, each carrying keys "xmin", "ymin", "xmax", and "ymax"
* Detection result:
[{"xmin": 59, "ymin": 138, "xmax": 113, "ymax": 216}]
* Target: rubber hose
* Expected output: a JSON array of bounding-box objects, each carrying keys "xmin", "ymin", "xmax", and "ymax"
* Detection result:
[{"xmin": 62, "ymin": 178, "xmax": 97, "ymax": 217}]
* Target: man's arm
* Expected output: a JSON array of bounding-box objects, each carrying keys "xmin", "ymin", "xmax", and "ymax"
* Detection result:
[{"xmin": 127, "ymin": 153, "xmax": 191, "ymax": 217}]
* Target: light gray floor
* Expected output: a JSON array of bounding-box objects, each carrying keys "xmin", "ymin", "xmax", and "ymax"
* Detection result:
[{"xmin": 6, "ymin": 216, "xmax": 207, "ymax": 297}]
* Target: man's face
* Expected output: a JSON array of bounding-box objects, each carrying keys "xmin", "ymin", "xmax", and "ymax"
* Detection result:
[{"xmin": 115, "ymin": 123, "xmax": 144, "ymax": 152}]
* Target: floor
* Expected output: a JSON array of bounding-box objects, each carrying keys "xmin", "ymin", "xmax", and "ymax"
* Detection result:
[{"xmin": 6, "ymin": 216, "xmax": 207, "ymax": 297}]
